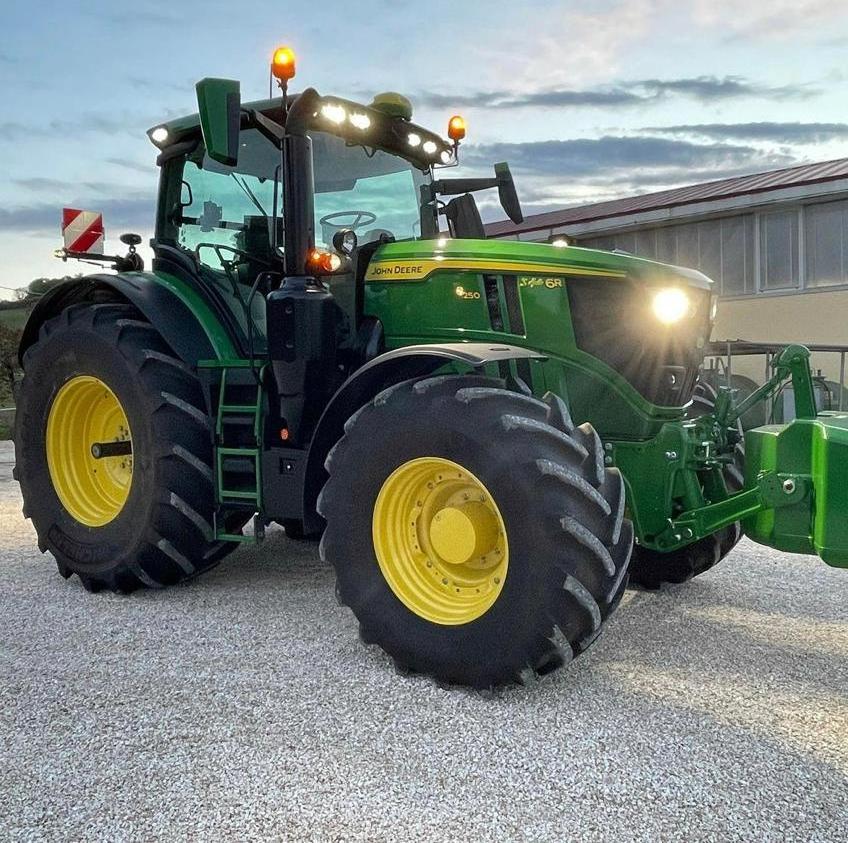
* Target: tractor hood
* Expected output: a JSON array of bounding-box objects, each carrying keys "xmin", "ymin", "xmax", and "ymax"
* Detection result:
[{"xmin": 363, "ymin": 238, "xmax": 714, "ymax": 291}]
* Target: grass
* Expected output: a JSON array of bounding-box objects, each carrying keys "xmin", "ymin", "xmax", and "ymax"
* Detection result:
[
  {"xmin": 0, "ymin": 306, "xmax": 30, "ymax": 331},
  {"xmin": 0, "ymin": 305, "xmax": 24, "ymax": 441}
]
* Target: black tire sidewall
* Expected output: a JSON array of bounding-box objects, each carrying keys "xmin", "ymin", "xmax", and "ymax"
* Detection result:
[
  {"xmin": 328, "ymin": 390, "xmax": 598, "ymax": 684},
  {"xmin": 16, "ymin": 322, "xmax": 160, "ymax": 575}
]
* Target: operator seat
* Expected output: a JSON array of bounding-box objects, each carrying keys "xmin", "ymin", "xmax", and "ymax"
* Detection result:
[{"xmin": 361, "ymin": 228, "xmax": 395, "ymax": 245}]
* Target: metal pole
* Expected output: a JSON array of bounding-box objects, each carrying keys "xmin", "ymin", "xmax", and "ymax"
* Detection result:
[
  {"xmin": 765, "ymin": 352, "xmax": 772, "ymax": 421},
  {"xmin": 726, "ymin": 341, "xmax": 733, "ymax": 390},
  {"xmin": 840, "ymin": 352, "xmax": 845, "ymax": 411}
]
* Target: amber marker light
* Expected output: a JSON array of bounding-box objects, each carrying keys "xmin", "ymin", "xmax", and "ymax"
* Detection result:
[
  {"xmin": 307, "ymin": 249, "xmax": 342, "ymax": 274},
  {"xmin": 271, "ymin": 46, "xmax": 296, "ymax": 81},
  {"xmin": 448, "ymin": 115, "xmax": 466, "ymax": 141}
]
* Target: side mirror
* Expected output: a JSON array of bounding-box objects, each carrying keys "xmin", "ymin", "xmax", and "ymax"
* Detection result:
[
  {"xmin": 332, "ymin": 229, "xmax": 358, "ymax": 256},
  {"xmin": 443, "ymin": 194, "xmax": 485, "ymax": 239},
  {"xmin": 195, "ymin": 78, "xmax": 241, "ymax": 167},
  {"xmin": 494, "ymin": 162, "xmax": 523, "ymax": 224}
]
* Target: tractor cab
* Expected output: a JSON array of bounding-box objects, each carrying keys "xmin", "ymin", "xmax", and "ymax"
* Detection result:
[{"xmin": 145, "ymin": 68, "xmax": 522, "ymax": 361}]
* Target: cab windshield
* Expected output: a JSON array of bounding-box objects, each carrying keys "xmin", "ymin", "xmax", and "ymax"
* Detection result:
[
  {"xmin": 312, "ymin": 131, "xmax": 428, "ymax": 247},
  {"xmin": 170, "ymin": 126, "xmax": 430, "ymax": 271}
]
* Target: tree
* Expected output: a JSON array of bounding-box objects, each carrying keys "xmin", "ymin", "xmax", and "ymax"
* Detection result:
[{"xmin": 0, "ymin": 321, "xmax": 20, "ymax": 405}]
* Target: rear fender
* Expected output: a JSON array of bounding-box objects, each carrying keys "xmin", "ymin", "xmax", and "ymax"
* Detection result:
[
  {"xmin": 302, "ymin": 342, "xmax": 546, "ymax": 533},
  {"xmin": 18, "ymin": 272, "xmax": 238, "ymax": 366}
]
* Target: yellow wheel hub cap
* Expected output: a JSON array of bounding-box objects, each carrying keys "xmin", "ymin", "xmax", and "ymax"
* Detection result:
[
  {"xmin": 372, "ymin": 457, "xmax": 508, "ymax": 625},
  {"xmin": 46, "ymin": 375, "xmax": 133, "ymax": 527}
]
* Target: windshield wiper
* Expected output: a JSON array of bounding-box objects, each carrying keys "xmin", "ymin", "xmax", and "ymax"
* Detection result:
[{"xmin": 232, "ymin": 173, "xmax": 269, "ymax": 219}]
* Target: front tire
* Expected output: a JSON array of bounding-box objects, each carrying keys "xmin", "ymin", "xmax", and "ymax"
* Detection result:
[
  {"xmin": 14, "ymin": 302, "xmax": 242, "ymax": 592},
  {"xmin": 318, "ymin": 376, "xmax": 633, "ymax": 689}
]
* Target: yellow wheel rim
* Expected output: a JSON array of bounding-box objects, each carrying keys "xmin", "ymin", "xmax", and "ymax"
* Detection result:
[
  {"xmin": 372, "ymin": 457, "xmax": 508, "ymax": 625},
  {"xmin": 46, "ymin": 375, "xmax": 133, "ymax": 527}
]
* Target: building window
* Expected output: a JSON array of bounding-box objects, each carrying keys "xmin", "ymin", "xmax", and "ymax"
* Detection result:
[
  {"xmin": 582, "ymin": 235, "xmax": 615, "ymax": 251},
  {"xmin": 635, "ymin": 230, "xmax": 656, "ymax": 259},
  {"xmin": 571, "ymin": 201, "xmax": 848, "ymax": 297},
  {"xmin": 612, "ymin": 216, "xmax": 755, "ymax": 297},
  {"xmin": 805, "ymin": 200, "xmax": 848, "ymax": 288},
  {"xmin": 759, "ymin": 210, "xmax": 800, "ymax": 291},
  {"xmin": 613, "ymin": 232, "xmax": 636, "ymax": 253},
  {"xmin": 655, "ymin": 226, "xmax": 678, "ymax": 264},
  {"xmin": 720, "ymin": 216, "xmax": 755, "ymax": 296},
  {"xmin": 697, "ymin": 219, "xmax": 722, "ymax": 283},
  {"xmin": 676, "ymin": 223, "xmax": 700, "ymax": 269}
]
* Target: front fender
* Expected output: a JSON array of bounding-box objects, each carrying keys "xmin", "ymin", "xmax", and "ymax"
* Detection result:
[
  {"xmin": 19, "ymin": 272, "xmax": 238, "ymax": 366},
  {"xmin": 302, "ymin": 342, "xmax": 546, "ymax": 533}
]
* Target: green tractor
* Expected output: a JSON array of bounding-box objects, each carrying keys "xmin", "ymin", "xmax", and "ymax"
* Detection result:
[{"xmin": 14, "ymin": 48, "xmax": 848, "ymax": 688}]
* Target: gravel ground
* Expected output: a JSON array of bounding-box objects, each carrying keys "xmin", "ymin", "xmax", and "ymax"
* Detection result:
[{"xmin": 1, "ymin": 440, "xmax": 846, "ymax": 842}]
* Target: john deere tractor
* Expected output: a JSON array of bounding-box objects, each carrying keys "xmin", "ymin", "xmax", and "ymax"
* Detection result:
[{"xmin": 14, "ymin": 48, "xmax": 848, "ymax": 688}]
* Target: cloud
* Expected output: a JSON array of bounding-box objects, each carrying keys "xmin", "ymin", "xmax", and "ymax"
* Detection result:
[
  {"xmin": 460, "ymin": 134, "xmax": 800, "ymax": 219},
  {"xmin": 418, "ymin": 88, "xmax": 644, "ymax": 109},
  {"xmin": 690, "ymin": 0, "xmax": 848, "ymax": 39},
  {"xmin": 12, "ymin": 177, "xmax": 144, "ymax": 195},
  {"xmin": 0, "ymin": 196, "xmax": 155, "ymax": 236},
  {"xmin": 0, "ymin": 107, "xmax": 183, "ymax": 141},
  {"xmin": 462, "ymin": 136, "xmax": 793, "ymax": 179},
  {"xmin": 0, "ymin": 114, "xmax": 144, "ymax": 141},
  {"xmin": 10, "ymin": 178, "xmax": 70, "ymax": 193},
  {"xmin": 126, "ymin": 76, "xmax": 196, "ymax": 96},
  {"xmin": 105, "ymin": 157, "xmax": 156, "ymax": 175},
  {"xmin": 637, "ymin": 77, "xmax": 811, "ymax": 101},
  {"xmin": 645, "ymin": 122, "xmax": 848, "ymax": 144},
  {"xmin": 99, "ymin": 8, "xmax": 181, "ymax": 27},
  {"xmin": 415, "ymin": 75, "xmax": 813, "ymax": 111},
  {"xmin": 495, "ymin": 0, "xmax": 659, "ymax": 89}
]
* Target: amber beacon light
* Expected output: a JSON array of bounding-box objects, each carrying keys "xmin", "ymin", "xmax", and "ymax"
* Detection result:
[
  {"xmin": 448, "ymin": 115, "xmax": 466, "ymax": 141},
  {"xmin": 271, "ymin": 46, "xmax": 296, "ymax": 81}
]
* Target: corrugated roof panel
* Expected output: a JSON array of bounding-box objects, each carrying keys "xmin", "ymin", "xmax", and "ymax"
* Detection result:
[{"xmin": 487, "ymin": 157, "xmax": 848, "ymax": 237}]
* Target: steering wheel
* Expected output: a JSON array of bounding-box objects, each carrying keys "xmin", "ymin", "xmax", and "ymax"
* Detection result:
[{"xmin": 319, "ymin": 211, "xmax": 377, "ymax": 232}]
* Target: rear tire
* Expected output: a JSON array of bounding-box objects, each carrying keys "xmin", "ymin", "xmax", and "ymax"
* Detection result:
[
  {"xmin": 318, "ymin": 375, "xmax": 633, "ymax": 689},
  {"xmin": 14, "ymin": 302, "xmax": 243, "ymax": 592},
  {"xmin": 628, "ymin": 379, "xmax": 745, "ymax": 589}
]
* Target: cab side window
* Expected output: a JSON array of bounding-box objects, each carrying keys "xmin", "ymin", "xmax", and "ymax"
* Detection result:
[{"xmin": 178, "ymin": 129, "xmax": 282, "ymax": 273}]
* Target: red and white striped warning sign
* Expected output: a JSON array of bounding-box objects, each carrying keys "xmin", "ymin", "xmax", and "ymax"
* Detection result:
[{"xmin": 62, "ymin": 208, "xmax": 105, "ymax": 254}]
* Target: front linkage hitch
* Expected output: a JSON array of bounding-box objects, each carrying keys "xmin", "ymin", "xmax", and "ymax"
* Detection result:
[{"xmin": 653, "ymin": 345, "xmax": 818, "ymax": 553}]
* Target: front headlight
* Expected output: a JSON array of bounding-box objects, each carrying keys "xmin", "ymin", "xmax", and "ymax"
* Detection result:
[{"xmin": 652, "ymin": 287, "xmax": 690, "ymax": 325}]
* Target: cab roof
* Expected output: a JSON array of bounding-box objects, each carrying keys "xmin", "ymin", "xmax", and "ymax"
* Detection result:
[{"xmin": 148, "ymin": 92, "xmax": 455, "ymax": 171}]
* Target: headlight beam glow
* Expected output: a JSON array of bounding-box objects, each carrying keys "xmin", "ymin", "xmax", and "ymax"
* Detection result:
[{"xmin": 652, "ymin": 288, "xmax": 691, "ymax": 325}]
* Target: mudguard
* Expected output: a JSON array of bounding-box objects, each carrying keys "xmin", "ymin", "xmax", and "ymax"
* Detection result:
[
  {"xmin": 18, "ymin": 272, "xmax": 238, "ymax": 366},
  {"xmin": 302, "ymin": 342, "xmax": 546, "ymax": 533}
]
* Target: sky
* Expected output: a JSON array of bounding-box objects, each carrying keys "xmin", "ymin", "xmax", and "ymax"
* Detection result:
[{"xmin": 1, "ymin": 0, "xmax": 847, "ymax": 298}]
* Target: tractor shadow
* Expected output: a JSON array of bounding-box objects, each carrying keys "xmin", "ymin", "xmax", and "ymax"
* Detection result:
[{"xmin": 197, "ymin": 531, "xmax": 848, "ymax": 702}]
